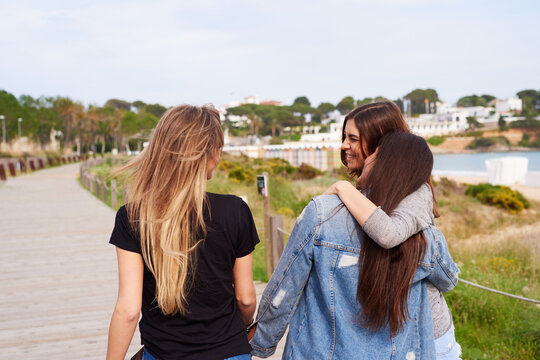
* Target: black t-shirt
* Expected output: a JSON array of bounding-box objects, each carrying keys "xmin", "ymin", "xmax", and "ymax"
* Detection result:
[{"xmin": 109, "ymin": 193, "xmax": 260, "ymax": 360}]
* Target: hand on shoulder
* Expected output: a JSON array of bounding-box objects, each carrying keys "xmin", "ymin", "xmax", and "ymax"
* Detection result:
[{"xmin": 323, "ymin": 180, "xmax": 355, "ymax": 196}]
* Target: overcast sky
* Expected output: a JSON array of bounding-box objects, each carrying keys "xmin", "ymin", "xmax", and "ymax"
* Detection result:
[{"xmin": 1, "ymin": 0, "xmax": 539, "ymax": 108}]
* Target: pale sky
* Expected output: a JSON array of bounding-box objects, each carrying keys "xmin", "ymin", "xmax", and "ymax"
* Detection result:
[{"xmin": 1, "ymin": 0, "xmax": 539, "ymax": 108}]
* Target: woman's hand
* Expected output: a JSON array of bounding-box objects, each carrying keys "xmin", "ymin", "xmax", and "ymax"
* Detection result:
[
  {"xmin": 323, "ymin": 180, "xmax": 356, "ymax": 196},
  {"xmin": 247, "ymin": 323, "xmax": 257, "ymax": 341}
]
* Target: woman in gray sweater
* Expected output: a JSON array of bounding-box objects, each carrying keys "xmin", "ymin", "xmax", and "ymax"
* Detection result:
[{"xmin": 324, "ymin": 101, "xmax": 461, "ymax": 359}]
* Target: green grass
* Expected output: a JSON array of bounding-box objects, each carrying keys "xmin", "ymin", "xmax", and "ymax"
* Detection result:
[{"xmin": 446, "ymin": 255, "xmax": 539, "ymax": 359}]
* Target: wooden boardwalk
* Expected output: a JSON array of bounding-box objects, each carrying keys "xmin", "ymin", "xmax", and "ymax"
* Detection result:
[{"xmin": 0, "ymin": 163, "xmax": 285, "ymax": 359}]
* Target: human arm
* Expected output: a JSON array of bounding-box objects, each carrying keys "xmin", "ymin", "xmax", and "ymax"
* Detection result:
[
  {"xmin": 323, "ymin": 180, "xmax": 377, "ymax": 225},
  {"xmin": 423, "ymin": 226, "xmax": 460, "ymax": 293},
  {"xmin": 325, "ymin": 181, "xmax": 434, "ymax": 249},
  {"xmin": 233, "ymin": 253, "xmax": 257, "ymax": 326},
  {"xmin": 106, "ymin": 247, "xmax": 144, "ymax": 360},
  {"xmin": 250, "ymin": 201, "xmax": 318, "ymax": 358}
]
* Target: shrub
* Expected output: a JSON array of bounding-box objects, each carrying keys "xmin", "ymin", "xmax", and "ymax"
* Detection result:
[
  {"xmin": 217, "ymin": 159, "xmax": 235, "ymax": 172},
  {"xmin": 269, "ymin": 137, "xmax": 284, "ymax": 145},
  {"xmin": 228, "ymin": 165, "xmax": 256, "ymax": 183},
  {"xmin": 295, "ymin": 163, "xmax": 321, "ymax": 180},
  {"xmin": 464, "ymin": 130, "xmax": 484, "ymax": 138},
  {"xmin": 427, "ymin": 136, "xmax": 446, "ymax": 146},
  {"xmin": 467, "ymin": 137, "xmax": 495, "ymax": 149},
  {"xmin": 276, "ymin": 207, "xmax": 296, "ymax": 217},
  {"xmin": 465, "ymin": 183, "xmax": 530, "ymax": 213}
]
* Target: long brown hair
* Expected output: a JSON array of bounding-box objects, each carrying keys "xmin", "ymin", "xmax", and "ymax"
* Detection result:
[
  {"xmin": 356, "ymin": 131, "xmax": 433, "ymax": 336},
  {"xmin": 342, "ymin": 101, "xmax": 439, "ymax": 218},
  {"xmin": 116, "ymin": 105, "xmax": 224, "ymax": 315},
  {"xmin": 341, "ymin": 101, "xmax": 409, "ymax": 178}
]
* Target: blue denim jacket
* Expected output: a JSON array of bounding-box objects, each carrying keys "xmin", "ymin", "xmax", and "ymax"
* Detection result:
[{"xmin": 250, "ymin": 195, "xmax": 459, "ymax": 360}]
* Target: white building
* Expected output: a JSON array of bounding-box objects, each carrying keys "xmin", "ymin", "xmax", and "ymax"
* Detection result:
[
  {"xmin": 495, "ymin": 96, "xmax": 522, "ymax": 114},
  {"xmin": 300, "ymin": 123, "xmax": 342, "ymax": 142},
  {"xmin": 407, "ymin": 112, "xmax": 469, "ymax": 137}
]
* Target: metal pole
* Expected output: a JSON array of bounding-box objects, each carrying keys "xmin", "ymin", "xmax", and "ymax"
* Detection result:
[
  {"xmin": 1, "ymin": 115, "xmax": 5, "ymax": 143},
  {"xmin": 18, "ymin": 118, "xmax": 22, "ymax": 138}
]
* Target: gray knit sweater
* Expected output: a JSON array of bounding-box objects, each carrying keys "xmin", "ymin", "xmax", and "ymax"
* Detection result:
[{"xmin": 362, "ymin": 183, "xmax": 452, "ymax": 339}]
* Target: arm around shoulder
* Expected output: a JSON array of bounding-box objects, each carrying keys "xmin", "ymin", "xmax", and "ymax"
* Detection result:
[{"xmin": 363, "ymin": 183, "xmax": 434, "ymax": 249}]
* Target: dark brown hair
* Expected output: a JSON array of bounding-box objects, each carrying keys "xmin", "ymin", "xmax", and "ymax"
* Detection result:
[
  {"xmin": 356, "ymin": 131, "xmax": 433, "ymax": 336},
  {"xmin": 341, "ymin": 101, "xmax": 409, "ymax": 178}
]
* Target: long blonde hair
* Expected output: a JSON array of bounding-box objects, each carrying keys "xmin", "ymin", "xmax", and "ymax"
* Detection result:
[{"xmin": 117, "ymin": 105, "xmax": 224, "ymax": 315}]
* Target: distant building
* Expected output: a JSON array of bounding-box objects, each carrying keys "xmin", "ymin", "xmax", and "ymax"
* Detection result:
[
  {"xmin": 299, "ymin": 123, "xmax": 342, "ymax": 142},
  {"xmin": 495, "ymin": 96, "xmax": 522, "ymax": 114},
  {"xmin": 260, "ymin": 100, "xmax": 283, "ymax": 106},
  {"xmin": 407, "ymin": 112, "xmax": 468, "ymax": 137}
]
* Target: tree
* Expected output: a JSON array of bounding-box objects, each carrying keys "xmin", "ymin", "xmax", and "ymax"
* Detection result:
[
  {"xmin": 145, "ymin": 103, "xmax": 168, "ymax": 119},
  {"xmin": 293, "ymin": 96, "xmax": 311, "ymax": 107},
  {"xmin": 498, "ymin": 115, "xmax": 507, "ymax": 130},
  {"xmin": 105, "ymin": 99, "xmax": 131, "ymax": 111},
  {"xmin": 481, "ymin": 94, "xmax": 496, "ymax": 104},
  {"xmin": 404, "ymin": 89, "xmax": 439, "ymax": 114},
  {"xmin": 290, "ymin": 103, "xmax": 312, "ymax": 126},
  {"xmin": 0, "ymin": 90, "xmax": 26, "ymax": 142},
  {"xmin": 315, "ymin": 102, "xmax": 335, "ymax": 123},
  {"xmin": 517, "ymin": 89, "xmax": 539, "ymax": 118},
  {"xmin": 53, "ymin": 97, "xmax": 84, "ymax": 152},
  {"xmin": 336, "ymin": 96, "xmax": 355, "ymax": 115},
  {"xmin": 317, "ymin": 102, "xmax": 334, "ymax": 115},
  {"xmin": 457, "ymin": 94, "xmax": 496, "ymax": 107},
  {"xmin": 466, "ymin": 116, "xmax": 483, "ymax": 129}
]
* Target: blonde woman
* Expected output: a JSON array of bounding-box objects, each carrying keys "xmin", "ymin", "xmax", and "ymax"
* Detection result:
[{"xmin": 107, "ymin": 105, "xmax": 259, "ymax": 360}]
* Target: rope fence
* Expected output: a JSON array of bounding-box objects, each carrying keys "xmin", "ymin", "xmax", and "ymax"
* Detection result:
[{"xmin": 275, "ymin": 227, "xmax": 540, "ymax": 304}]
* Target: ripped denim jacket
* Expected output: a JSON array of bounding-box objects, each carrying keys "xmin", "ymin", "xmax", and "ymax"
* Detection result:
[{"xmin": 250, "ymin": 195, "xmax": 459, "ymax": 360}]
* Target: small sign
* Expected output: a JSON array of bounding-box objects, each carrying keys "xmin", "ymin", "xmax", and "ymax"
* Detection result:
[{"xmin": 257, "ymin": 174, "xmax": 268, "ymax": 197}]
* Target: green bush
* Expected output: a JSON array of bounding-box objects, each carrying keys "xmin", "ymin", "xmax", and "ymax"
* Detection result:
[
  {"xmin": 228, "ymin": 165, "xmax": 256, "ymax": 183},
  {"xmin": 279, "ymin": 134, "xmax": 301, "ymax": 141},
  {"xmin": 427, "ymin": 136, "xmax": 446, "ymax": 146},
  {"xmin": 466, "ymin": 183, "xmax": 530, "ymax": 213},
  {"xmin": 464, "ymin": 131, "xmax": 484, "ymax": 138},
  {"xmin": 466, "ymin": 136, "xmax": 509, "ymax": 149},
  {"xmin": 276, "ymin": 207, "xmax": 295, "ymax": 217},
  {"xmin": 295, "ymin": 163, "xmax": 321, "ymax": 180},
  {"xmin": 269, "ymin": 137, "xmax": 284, "ymax": 145},
  {"xmin": 467, "ymin": 137, "xmax": 495, "ymax": 149}
]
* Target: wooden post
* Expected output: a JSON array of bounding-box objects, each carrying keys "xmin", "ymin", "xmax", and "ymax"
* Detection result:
[
  {"xmin": 101, "ymin": 179, "xmax": 107, "ymax": 202},
  {"xmin": 48, "ymin": 158, "xmax": 54, "ymax": 167},
  {"xmin": 89, "ymin": 175, "xmax": 94, "ymax": 193},
  {"xmin": 257, "ymin": 172, "xmax": 272, "ymax": 279},
  {"xmin": 0, "ymin": 164, "xmax": 6, "ymax": 181},
  {"xmin": 95, "ymin": 176, "xmax": 100, "ymax": 197},
  {"xmin": 19, "ymin": 159, "xmax": 26, "ymax": 173},
  {"xmin": 8, "ymin": 162, "xmax": 16, "ymax": 177},
  {"xmin": 29, "ymin": 159, "xmax": 36, "ymax": 171},
  {"xmin": 111, "ymin": 180, "xmax": 117, "ymax": 209},
  {"xmin": 38, "ymin": 158, "xmax": 45, "ymax": 169},
  {"xmin": 123, "ymin": 186, "xmax": 129, "ymax": 206},
  {"xmin": 270, "ymin": 215, "xmax": 284, "ymax": 271}
]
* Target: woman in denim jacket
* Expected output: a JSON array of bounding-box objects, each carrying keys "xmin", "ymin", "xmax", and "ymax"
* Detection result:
[{"xmin": 249, "ymin": 132, "xmax": 459, "ymax": 359}]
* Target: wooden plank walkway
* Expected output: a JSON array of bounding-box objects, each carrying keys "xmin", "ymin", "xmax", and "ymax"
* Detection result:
[{"xmin": 0, "ymin": 163, "xmax": 285, "ymax": 359}]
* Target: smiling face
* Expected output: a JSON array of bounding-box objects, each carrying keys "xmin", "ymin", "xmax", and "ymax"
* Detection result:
[{"xmin": 341, "ymin": 120, "xmax": 369, "ymax": 172}]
